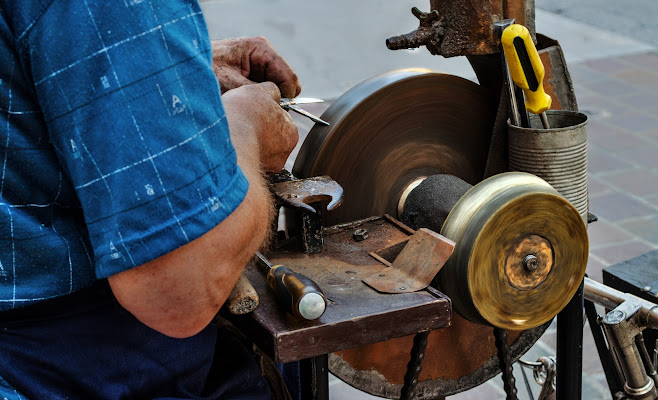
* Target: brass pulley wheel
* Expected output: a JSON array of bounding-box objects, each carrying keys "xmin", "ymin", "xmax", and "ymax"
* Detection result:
[
  {"xmin": 439, "ymin": 172, "xmax": 589, "ymax": 330},
  {"xmin": 292, "ymin": 70, "xmax": 556, "ymax": 398}
]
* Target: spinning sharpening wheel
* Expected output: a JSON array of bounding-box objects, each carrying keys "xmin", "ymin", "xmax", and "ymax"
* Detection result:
[
  {"xmin": 292, "ymin": 70, "xmax": 582, "ymax": 398},
  {"xmin": 440, "ymin": 172, "xmax": 589, "ymax": 331},
  {"xmin": 294, "ymin": 68, "xmax": 494, "ymax": 227}
]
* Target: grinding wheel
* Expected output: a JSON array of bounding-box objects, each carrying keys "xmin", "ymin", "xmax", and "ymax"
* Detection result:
[
  {"xmin": 440, "ymin": 172, "xmax": 589, "ymax": 331},
  {"xmin": 293, "ymin": 68, "xmax": 495, "ymax": 226},
  {"xmin": 292, "ymin": 70, "xmax": 552, "ymax": 398}
]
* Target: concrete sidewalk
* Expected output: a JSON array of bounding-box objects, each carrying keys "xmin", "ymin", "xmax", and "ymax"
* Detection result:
[{"xmin": 200, "ymin": 2, "xmax": 658, "ymax": 398}]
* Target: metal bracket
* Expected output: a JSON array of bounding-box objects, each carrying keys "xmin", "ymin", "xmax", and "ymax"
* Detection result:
[
  {"xmin": 363, "ymin": 228, "xmax": 455, "ymax": 293},
  {"xmin": 602, "ymin": 300, "xmax": 658, "ymax": 400},
  {"xmin": 272, "ymin": 175, "xmax": 344, "ymax": 255}
]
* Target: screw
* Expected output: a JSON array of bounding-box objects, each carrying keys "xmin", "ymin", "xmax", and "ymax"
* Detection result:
[
  {"xmin": 523, "ymin": 254, "xmax": 539, "ymax": 272},
  {"xmin": 604, "ymin": 310, "xmax": 626, "ymax": 325},
  {"xmin": 353, "ymin": 228, "xmax": 369, "ymax": 241},
  {"xmin": 399, "ymin": 286, "xmax": 407, "ymax": 291}
]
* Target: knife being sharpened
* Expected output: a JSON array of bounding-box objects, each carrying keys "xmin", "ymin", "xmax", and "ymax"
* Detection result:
[{"xmin": 280, "ymin": 97, "xmax": 330, "ymax": 126}]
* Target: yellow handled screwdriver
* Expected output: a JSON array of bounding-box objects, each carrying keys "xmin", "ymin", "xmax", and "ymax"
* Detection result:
[
  {"xmin": 255, "ymin": 252, "xmax": 327, "ymax": 321},
  {"xmin": 501, "ymin": 24, "xmax": 552, "ymax": 129}
]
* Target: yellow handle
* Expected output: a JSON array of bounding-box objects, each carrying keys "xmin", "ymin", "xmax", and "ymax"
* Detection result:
[{"xmin": 501, "ymin": 24, "xmax": 552, "ymax": 114}]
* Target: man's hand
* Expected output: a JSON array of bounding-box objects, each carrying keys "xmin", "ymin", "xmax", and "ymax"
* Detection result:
[
  {"xmin": 212, "ymin": 37, "xmax": 302, "ymax": 99},
  {"xmin": 222, "ymin": 82, "xmax": 298, "ymax": 172}
]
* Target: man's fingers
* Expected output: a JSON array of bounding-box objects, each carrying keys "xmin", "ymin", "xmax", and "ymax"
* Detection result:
[
  {"xmin": 247, "ymin": 38, "xmax": 301, "ymax": 98},
  {"xmin": 213, "ymin": 37, "xmax": 301, "ymax": 98},
  {"xmin": 278, "ymin": 77, "xmax": 302, "ymax": 99},
  {"xmin": 214, "ymin": 66, "xmax": 255, "ymax": 93}
]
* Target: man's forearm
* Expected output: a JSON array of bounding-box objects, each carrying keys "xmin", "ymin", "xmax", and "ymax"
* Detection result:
[{"xmin": 107, "ymin": 108, "xmax": 273, "ymax": 339}]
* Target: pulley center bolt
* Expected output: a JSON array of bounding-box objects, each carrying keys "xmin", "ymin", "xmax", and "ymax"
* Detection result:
[{"xmin": 523, "ymin": 254, "xmax": 539, "ymax": 272}]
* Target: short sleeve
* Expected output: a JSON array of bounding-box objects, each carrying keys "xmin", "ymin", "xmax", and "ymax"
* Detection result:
[{"xmin": 20, "ymin": 0, "xmax": 248, "ymax": 278}]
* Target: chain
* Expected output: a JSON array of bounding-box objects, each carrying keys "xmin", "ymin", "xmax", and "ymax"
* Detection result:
[
  {"xmin": 494, "ymin": 328, "xmax": 519, "ymax": 400},
  {"xmin": 400, "ymin": 331, "xmax": 430, "ymax": 400}
]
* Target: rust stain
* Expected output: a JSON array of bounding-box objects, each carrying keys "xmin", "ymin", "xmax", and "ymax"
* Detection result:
[
  {"xmin": 539, "ymin": 50, "xmax": 563, "ymax": 110},
  {"xmin": 336, "ymin": 314, "xmax": 525, "ymax": 384}
]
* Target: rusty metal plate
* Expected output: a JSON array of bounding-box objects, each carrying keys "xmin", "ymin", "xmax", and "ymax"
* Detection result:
[
  {"xmin": 362, "ymin": 228, "xmax": 454, "ymax": 294},
  {"xmin": 331, "ymin": 316, "xmax": 550, "ymax": 398},
  {"xmin": 536, "ymin": 33, "xmax": 579, "ymax": 112},
  {"xmin": 291, "ymin": 70, "xmax": 550, "ymax": 397},
  {"xmin": 227, "ymin": 216, "xmax": 452, "ymax": 364}
]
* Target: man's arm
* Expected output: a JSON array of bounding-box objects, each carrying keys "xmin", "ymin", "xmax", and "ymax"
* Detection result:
[{"xmin": 108, "ymin": 83, "xmax": 297, "ymax": 338}]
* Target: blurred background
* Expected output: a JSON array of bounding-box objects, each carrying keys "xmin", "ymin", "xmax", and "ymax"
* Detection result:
[{"xmin": 200, "ymin": 1, "xmax": 658, "ymax": 398}]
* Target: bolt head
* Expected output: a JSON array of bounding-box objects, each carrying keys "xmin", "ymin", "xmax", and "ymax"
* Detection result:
[
  {"xmin": 353, "ymin": 228, "xmax": 369, "ymax": 241},
  {"xmin": 604, "ymin": 309, "xmax": 626, "ymax": 325},
  {"xmin": 523, "ymin": 254, "xmax": 539, "ymax": 272}
]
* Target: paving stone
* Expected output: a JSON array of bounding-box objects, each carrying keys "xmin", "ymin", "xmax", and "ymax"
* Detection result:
[
  {"xmin": 590, "ymin": 192, "xmax": 656, "ymax": 222},
  {"xmin": 605, "ymin": 110, "xmax": 658, "ymax": 134},
  {"xmin": 588, "ymin": 145, "xmax": 635, "ymax": 174},
  {"xmin": 588, "ymin": 174, "xmax": 612, "ymax": 196},
  {"xmin": 587, "ymin": 119, "xmax": 624, "ymax": 135},
  {"xmin": 619, "ymin": 216, "xmax": 658, "ymax": 245},
  {"xmin": 616, "ymin": 91, "xmax": 658, "ymax": 112},
  {"xmin": 568, "ymin": 64, "xmax": 610, "ymax": 84},
  {"xmin": 586, "ymin": 255, "xmax": 607, "ymax": 283},
  {"xmin": 583, "ymin": 57, "xmax": 636, "ymax": 75},
  {"xmin": 588, "ymin": 220, "xmax": 633, "ymax": 247},
  {"xmin": 614, "ymin": 69, "xmax": 658, "ymax": 88},
  {"xmin": 603, "ymin": 169, "xmax": 658, "ymax": 197},
  {"xmin": 328, "ymin": 375, "xmax": 380, "ymax": 400},
  {"xmin": 617, "ymin": 146, "xmax": 658, "ymax": 170},
  {"xmin": 573, "ymin": 83, "xmax": 598, "ymax": 100},
  {"xmin": 638, "ymin": 128, "xmax": 658, "ymax": 143},
  {"xmin": 450, "ymin": 380, "xmax": 507, "ymax": 400},
  {"xmin": 586, "ymin": 121, "xmax": 652, "ymax": 153},
  {"xmin": 591, "ymin": 240, "xmax": 655, "ymax": 265},
  {"xmin": 619, "ymin": 52, "xmax": 658, "ymax": 71},
  {"xmin": 578, "ymin": 97, "xmax": 628, "ymax": 119},
  {"xmin": 582, "ymin": 373, "xmax": 611, "ymax": 400},
  {"xmin": 582, "ymin": 320, "xmax": 606, "ymax": 376},
  {"xmin": 581, "ymin": 78, "xmax": 640, "ymax": 99}
]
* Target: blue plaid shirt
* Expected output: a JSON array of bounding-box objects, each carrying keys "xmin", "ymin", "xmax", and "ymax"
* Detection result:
[{"xmin": 0, "ymin": 1, "xmax": 247, "ymax": 309}]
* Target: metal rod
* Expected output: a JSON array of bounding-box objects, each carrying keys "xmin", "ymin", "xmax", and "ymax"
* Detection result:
[
  {"xmin": 556, "ymin": 280, "xmax": 583, "ymax": 400},
  {"xmin": 514, "ymin": 86, "xmax": 530, "ymax": 128},
  {"xmin": 603, "ymin": 322, "xmax": 655, "ymax": 396},
  {"xmin": 636, "ymin": 334, "xmax": 658, "ymax": 387},
  {"xmin": 519, "ymin": 363, "xmax": 535, "ymax": 400},
  {"xmin": 255, "ymin": 251, "xmax": 273, "ymax": 269},
  {"xmin": 637, "ymin": 335, "xmax": 657, "ymax": 376},
  {"xmin": 584, "ymin": 278, "xmax": 658, "ymax": 329},
  {"xmin": 585, "ymin": 299, "xmax": 624, "ymax": 396},
  {"xmin": 540, "ymin": 112, "xmax": 551, "ymax": 129},
  {"xmin": 503, "ymin": 55, "xmax": 521, "ymax": 127}
]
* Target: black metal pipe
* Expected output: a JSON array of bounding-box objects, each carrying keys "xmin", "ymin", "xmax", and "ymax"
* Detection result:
[
  {"xmin": 299, "ymin": 355, "xmax": 329, "ymax": 400},
  {"xmin": 556, "ymin": 280, "xmax": 584, "ymax": 400}
]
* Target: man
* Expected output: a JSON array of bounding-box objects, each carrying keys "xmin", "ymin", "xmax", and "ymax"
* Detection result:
[{"xmin": 0, "ymin": 1, "xmax": 299, "ymax": 398}]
